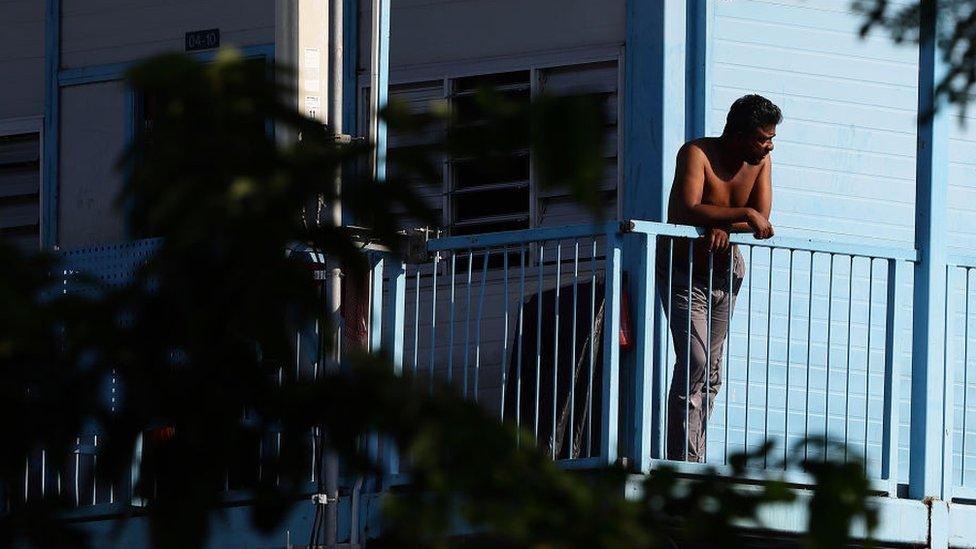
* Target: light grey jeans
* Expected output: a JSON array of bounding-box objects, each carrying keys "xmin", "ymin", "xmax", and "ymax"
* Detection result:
[{"xmin": 656, "ymin": 243, "xmax": 745, "ymax": 462}]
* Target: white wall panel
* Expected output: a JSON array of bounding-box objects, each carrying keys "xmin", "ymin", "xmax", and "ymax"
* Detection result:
[
  {"xmin": 361, "ymin": 0, "xmax": 624, "ymax": 74},
  {"xmin": 59, "ymin": 81, "xmax": 127, "ymax": 249},
  {"xmin": 0, "ymin": 0, "xmax": 45, "ymax": 120},
  {"xmin": 61, "ymin": 0, "xmax": 274, "ymax": 69}
]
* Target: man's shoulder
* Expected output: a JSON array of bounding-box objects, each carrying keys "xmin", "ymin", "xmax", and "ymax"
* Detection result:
[{"xmin": 678, "ymin": 138, "xmax": 714, "ymax": 162}]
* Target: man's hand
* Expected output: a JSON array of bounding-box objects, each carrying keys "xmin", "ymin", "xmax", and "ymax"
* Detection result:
[
  {"xmin": 745, "ymin": 208, "xmax": 774, "ymax": 239},
  {"xmin": 705, "ymin": 227, "xmax": 731, "ymax": 253}
]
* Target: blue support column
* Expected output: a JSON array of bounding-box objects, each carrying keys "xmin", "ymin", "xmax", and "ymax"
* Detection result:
[
  {"xmin": 382, "ymin": 259, "xmax": 405, "ymax": 481},
  {"xmin": 909, "ymin": 0, "xmax": 951, "ymax": 501},
  {"xmin": 623, "ymin": 0, "xmax": 685, "ymax": 222},
  {"xmin": 42, "ymin": 0, "xmax": 61, "ymax": 249},
  {"xmin": 368, "ymin": 0, "xmax": 390, "ymax": 184},
  {"xmin": 342, "ymin": 0, "xmax": 360, "ymax": 136},
  {"xmin": 685, "ymin": 0, "xmax": 707, "ymax": 140},
  {"xmin": 623, "ymin": 0, "xmax": 686, "ymax": 464},
  {"xmin": 628, "ymin": 233, "xmax": 657, "ymax": 472},
  {"xmin": 601, "ymin": 233, "xmax": 623, "ymax": 466}
]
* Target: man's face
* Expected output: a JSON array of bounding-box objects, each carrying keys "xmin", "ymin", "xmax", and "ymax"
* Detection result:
[{"xmin": 739, "ymin": 124, "xmax": 776, "ymax": 165}]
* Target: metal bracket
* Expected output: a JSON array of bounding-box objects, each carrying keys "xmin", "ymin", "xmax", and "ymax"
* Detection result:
[{"xmin": 312, "ymin": 493, "xmax": 337, "ymax": 505}]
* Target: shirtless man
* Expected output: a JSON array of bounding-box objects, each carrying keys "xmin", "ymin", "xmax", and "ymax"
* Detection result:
[{"xmin": 658, "ymin": 94, "xmax": 781, "ymax": 462}]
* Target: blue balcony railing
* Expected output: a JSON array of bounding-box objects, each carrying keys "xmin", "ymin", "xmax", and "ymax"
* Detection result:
[
  {"xmin": 378, "ymin": 221, "xmax": 916, "ymax": 494},
  {"xmin": 32, "ymin": 220, "xmax": 976, "ymax": 513}
]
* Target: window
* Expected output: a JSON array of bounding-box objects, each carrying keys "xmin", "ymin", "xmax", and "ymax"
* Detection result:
[
  {"xmin": 379, "ymin": 60, "xmax": 619, "ymax": 236},
  {"xmin": 535, "ymin": 62, "xmax": 619, "ymax": 227},
  {"xmin": 0, "ymin": 132, "xmax": 41, "ymax": 250},
  {"xmin": 449, "ymin": 71, "xmax": 532, "ymax": 236}
]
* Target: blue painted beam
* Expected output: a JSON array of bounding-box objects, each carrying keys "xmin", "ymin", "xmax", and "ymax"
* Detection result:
[
  {"xmin": 909, "ymin": 0, "xmax": 951, "ymax": 501},
  {"xmin": 42, "ymin": 0, "xmax": 61, "ymax": 249}
]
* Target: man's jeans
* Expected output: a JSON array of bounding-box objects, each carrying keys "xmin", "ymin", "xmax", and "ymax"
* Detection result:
[{"xmin": 656, "ymin": 243, "xmax": 745, "ymax": 462}]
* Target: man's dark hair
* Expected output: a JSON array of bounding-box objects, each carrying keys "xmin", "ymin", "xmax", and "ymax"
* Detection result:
[{"xmin": 723, "ymin": 94, "xmax": 782, "ymax": 136}]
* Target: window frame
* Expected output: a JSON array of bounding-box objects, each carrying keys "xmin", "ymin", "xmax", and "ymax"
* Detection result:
[{"xmin": 363, "ymin": 47, "xmax": 625, "ymax": 236}]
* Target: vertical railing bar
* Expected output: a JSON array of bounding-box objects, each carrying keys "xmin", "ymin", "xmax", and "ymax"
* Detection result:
[
  {"xmin": 413, "ymin": 268, "xmax": 420, "ymax": 377},
  {"xmin": 535, "ymin": 243, "xmax": 546, "ymax": 441},
  {"xmin": 864, "ymin": 259, "xmax": 875, "ymax": 465},
  {"xmin": 295, "ymin": 331, "xmax": 301, "ymax": 381},
  {"xmin": 25, "ymin": 455, "xmax": 29, "ymax": 503},
  {"xmin": 666, "ymin": 238, "xmax": 674, "ymax": 458},
  {"xmin": 784, "ymin": 249, "xmax": 794, "ymax": 469},
  {"xmin": 588, "ymin": 238, "xmax": 597, "ymax": 456},
  {"xmin": 501, "ymin": 247, "xmax": 510, "ymax": 421},
  {"xmin": 825, "ymin": 253, "xmax": 835, "ymax": 463},
  {"xmin": 764, "ymin": 247, "xmax": 774, "ymax": 468},
  {"xmin": 944, "ymin": 265, "xmax": 953, "ymax": 491},
  {"xmin": 571, "ymin": 240, "xmax": 579, "ymax": 458},
  {"xmin": 41, "ymin": 450, "xmax": 46, "ymax": 498},
  {"xmin": 963, "ymin": 268, "xmax": 971, "ymax": 486},
  {"xmin": 725, "ymin": 244, "xmax": 733, "ymax": 465},
  {"xmin": 517, "ymin": 245, "xmax": 527, "ymax": 443},
  {"xmin": 845, "ymin": 255, "xmax": 855, "ymax": 462},
  {"xmin": 705, "ymin": 249, "xmax": 714, "ymax": 462},
  {"xmin": 74, "ymin": 437, "xmax": 80, "ymax": 506},
  {"xmin": 882, "ymin": 258, "xmax": 904, "ymax": 486},
  {"xmin": 552, "ymin": 242, "xmax": 562, "ymax": 459},
  {"xmin": 463, "ymin": 251, "xmax": 474, "ymax": 397},
  {"xmin": 473, "ymin": 249, "xmax": 490, "ymax": 404},
  {"xmin": 448, "ymin": 253, "xmax": 457, "ymax": 385},
  {"xmin": 428, "ymin": 250, "xmax": 439, "ymax": 393},
  {"xmin": 685, "ymin": 239, "xmax": 695, "ymax": 462},
  {"xmin": 745, "ymin": 246, "xmax": 754, "ymax": 457},
  {"xmin": 805, "ymin": 252, "xmax": 815, "ymax": 463},
  {"xmin": 92, "ymin": 435, "xmax": 97, "ymax": 505}
]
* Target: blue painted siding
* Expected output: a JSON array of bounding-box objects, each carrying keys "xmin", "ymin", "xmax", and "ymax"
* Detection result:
[
  {"xmin": 707, "ymin": 0, "xmax": 920, "ymax": 483},
  {"xmin": 708, "ymin": 0, "xmax": 918, "ymax": 246}
]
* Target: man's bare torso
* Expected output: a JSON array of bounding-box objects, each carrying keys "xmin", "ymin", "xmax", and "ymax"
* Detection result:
[
  {"xmin": 667, "ymin": 137, "xmax": 764, "ymax": 225},
  {"xmin": 660, "ymin": 136, "xmax": 770, "ymax": 273}
]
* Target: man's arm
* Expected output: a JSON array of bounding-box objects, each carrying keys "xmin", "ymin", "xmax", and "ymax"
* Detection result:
[
  {"xmin": 673, "ymin": 144, "xmax": 757, "ymax": 226},
  {"xmin": 726, "ymin": 155, "xmax": 773, "ymax": 238}
]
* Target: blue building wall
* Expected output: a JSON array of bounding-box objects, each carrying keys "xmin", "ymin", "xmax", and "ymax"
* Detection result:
[{"xmin": 701, "ymin": 0, "xmax": 976, "ymax": 488}]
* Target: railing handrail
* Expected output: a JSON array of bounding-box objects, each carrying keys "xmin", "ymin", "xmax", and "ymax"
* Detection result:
[
  {"xmin": 947, "ymin": 253, "xmax": 976, "ymax": 268},
  {"xmin": 422, "ymin": 219, "xmax": 919, "ymax": 262},
  {"xmin": 625, "ymin": 219, "xmax": 919, "ymax": 262},
  {"xmin": 425, "ymin": 222, "xmax": 620, "ymax": 251}
]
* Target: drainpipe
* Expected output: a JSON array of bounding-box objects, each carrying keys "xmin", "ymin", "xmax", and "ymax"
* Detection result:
[{"xmin": 324, "ymin": 0, "xmax": 344, "ymax": 544}]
